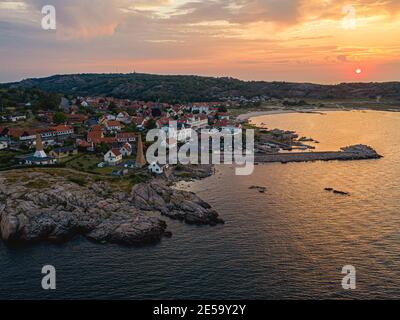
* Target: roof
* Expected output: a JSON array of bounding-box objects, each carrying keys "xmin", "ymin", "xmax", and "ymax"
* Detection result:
[
  {"xmin": 214, "ymin": 119, "xmax": 230, "ymax": 127},
  {"xmin": 102, "ymin": 137, "xmax": 117, "ymax": 144},
  {"xmin": 20, "ymin": 129, "xmax": 37, "ymax": 137},
  {"xmin": 88, "ymin": 131, "xmax": 103, "ymax": 142},
  {"xmin": 67, "ymin": 114, "xmax": 87, "ymax": 121},
  {"xmin": 52, "ymin": 125, "xmax": 74, "ymax": 133},
  {"xmin": 122, "ymin": 143, "xmax": 132, "ymax": 151},
  {"xmin": 91, "ymin": 125, "xmax": 105, "ymax": 132},
  {"xmin": 106, "ymin": 120, "xmax": 122, "ymax": 127},
  {"xmin": 86, "ymin": 118, "xmax": 99, "ymax": 126},
  {"xmin": 77, "ymin": 140, "xmax": 91, "ymax": 148},
  {"xmin": 8, "ymin": 128, "xmax": 24, "ymax": 138},
  {"xmin": 116, "ymin": 132, "xmax": 136, "ymax": 139},
  {"xmin": 132, "ymin": 117, "xmax": 144, "ymax": 125},
  {"xmin": 118, "ymin": 111, "xmax": 130, "ymax": 117},
  {"xmin": 52, "ymin": 145, "xmax": 76, "ymax": 153},
  {"xmin": 110, "ymin": 148, "xmax": 122, "ymax": 156},
  {"xmin": 35, "ymin": 127, "xmax": 55, "ymax": 135}
]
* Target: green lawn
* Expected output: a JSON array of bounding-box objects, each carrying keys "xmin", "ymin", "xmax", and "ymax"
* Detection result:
[
  {"xmin": 0, "ymin": 150, "xmax": 25, "ymax": 169},
  {"xmin": 65, "ymin": 153, "xmax": 103, "ymax": 172},
  {"xmin": 65, "ymin": 153, "xmax": 120, "ymax": 175}
]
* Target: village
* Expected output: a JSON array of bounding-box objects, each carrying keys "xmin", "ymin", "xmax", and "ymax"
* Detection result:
[
  {"xmin": 0, "ymin": 97, "xmax": 244, "ymax": 178},
  {"xmin": 0, "ymin": 95, "xmax": 384, "ymax": 182}
]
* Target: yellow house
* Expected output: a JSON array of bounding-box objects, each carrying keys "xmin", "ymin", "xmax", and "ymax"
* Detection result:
[{"xmin": 49, "ymin": 146, "xmax": 78, "ymax": 159}]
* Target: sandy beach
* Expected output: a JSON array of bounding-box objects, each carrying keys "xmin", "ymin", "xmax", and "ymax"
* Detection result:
[{"xmin": 236, "ymin": 107, "xmax": 350, "ymax": 122}]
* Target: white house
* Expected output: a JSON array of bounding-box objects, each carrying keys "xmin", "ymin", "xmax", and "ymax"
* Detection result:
[
  {"xmin": 52, "ymin": 125, "xmax": 74, "ymax": 137},
  {"xmin": 120, "ymin": 142, "xmax": 132, "ymax": 157},
  {"xmin": 186, "ymin": 114, "xmax": 208, "ymax": 129},
  {"xmin": 148, "ymin": 162, "xmax": 169, "ymax": 175},
  {"xmin": 0, "ymin": 140, "xmax": 8, "ymax": 150},
  {"xmin": 10, "ymin": 115, "xmax": 27, "ymax": 122},
  {"xmin": 116, "ymin": 112, "xmax": 132, "ymax": 124},
  {"xmin": 221, "ymin": 125, "xmax": 242, "ymax": 136},
  {"xmin": 161, "ymin": 126, "xmax": 192, "ymax": 143},
  {"xmin": 104, "ymin": 114, "xmax": 117, "ymax": 121},
  {"xmin": 104, "ymin": 149, "xmax": 123, "ymax": 166},
  {"xmin": 218, "ymin": 113, "xmax": 230, "ymax": 120},
  {"xmin": 116, "ymin": 132, "xmax": 136, "ymax": 143},
  {"xmin": 105, "ymin": 120, "xmax": 123, "ymax": 132},
  {"xmin": 192, "ymin": 105, "xmax": 210, "ymax": 114}
]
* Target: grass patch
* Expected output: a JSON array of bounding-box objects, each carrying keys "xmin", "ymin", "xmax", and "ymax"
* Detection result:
[
  {"xmin": 175, "ymin": 172, "xmax": 193, "ymax": 179},
  {"xmin": 0, "ymin": 151, "xmax": 19, "ymax": 169},
  {"xmin": 129, "ymin": 173, "xmax": 149, "ymax": 185},
  {"xmin": 66, "ymin": 153, "xmax": 103, "ymax": 173},
  {"xmin": 25, "ymin": 179, "xmax": 51, "ymax": 189},
  {"xmin": 67, "ymin": 176, "xmax": 87, "ymax": 186}
]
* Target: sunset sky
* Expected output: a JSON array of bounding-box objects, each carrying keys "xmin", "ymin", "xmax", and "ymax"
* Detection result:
[{"xmin": 1, "ymin": 0, "xmax": 400, "ymax": 83}]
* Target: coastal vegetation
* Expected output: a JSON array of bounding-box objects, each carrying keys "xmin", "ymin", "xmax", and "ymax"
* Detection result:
[
  {"xmin": 0, "ymin": 87, "xmax": 61, "ymax": 112},
  {"xmin": 3, "ymin": 73, "xmax": 400, "ymax": 104}
]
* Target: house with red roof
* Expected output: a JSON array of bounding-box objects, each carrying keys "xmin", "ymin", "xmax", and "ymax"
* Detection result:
[
  {"xmin": 156, "ymin": 117, "xmax": 173, "ymax": 129},
  {"xmin": 90, "ymin": 125, "xmax": 105, "ymax": 132},
  {"xmin": 120, "ymin": 142, "xmax": 133, "ymax": 157},
  {"xmin": 132, "ymin": 117, "xmax": 145, "ymax": 127},
  {"xmin": 51, "ymin": 125, "xmax": 74, "ymax": 137},
  {"xmin": 105, "ymin": 120, "xmax": 124, "ymax": 132},
  {"xmin": 87, "ymin": 130, "xmax": 104, "ymax": 144},
  {"xmin": 67, "ymin": 114, "xmax": 88, "ymax": 125},
  {"xmin": 104, "ymin": 148, "xmax": 123, "ymax": 166}
]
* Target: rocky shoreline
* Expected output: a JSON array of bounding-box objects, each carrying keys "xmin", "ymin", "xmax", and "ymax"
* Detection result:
[{"xmin": 0, "ymin": 170, "xmax": 222, "ymax": 246}]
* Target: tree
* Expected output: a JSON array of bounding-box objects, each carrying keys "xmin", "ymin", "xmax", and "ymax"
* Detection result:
[
  {"xmin": 218, "ymin": 105, "xmax": 228, "ymax": 113},
  {"xmin": 123, "ymin": 123, "xmax": 138, "ymax": 132},
  {"xmin": 97, "ymin": 142, "xmax": 110, "ymax": 154},
  {"xmin": 145, "ymin": 118, "xmax": 157, "ymax": 130},
  {"xmin": 108, "ymin": 101, "xmax": 118, "ymax": 113},
  {"xmin": 53, "ymin": 111, "xmax": 68, "ymax": 124}
]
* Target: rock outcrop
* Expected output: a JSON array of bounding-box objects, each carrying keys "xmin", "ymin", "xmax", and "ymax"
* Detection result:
[
  {"xmin": 0, "ymin": 171, "xmax": 222, "ymax": 246},
  {"xmin": 131, "ymin": 181, "xmax": 224, "ymax": 226}
]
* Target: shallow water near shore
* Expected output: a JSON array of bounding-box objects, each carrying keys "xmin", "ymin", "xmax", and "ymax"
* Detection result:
[{"xmin": 1, "ymin": 110, "xmax": 400, "ymax": 299}]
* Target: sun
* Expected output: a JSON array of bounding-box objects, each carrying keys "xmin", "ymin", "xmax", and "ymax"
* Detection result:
[{"xmin": 355, "ymin": 68, "xmax": 362, "ymax": 74}]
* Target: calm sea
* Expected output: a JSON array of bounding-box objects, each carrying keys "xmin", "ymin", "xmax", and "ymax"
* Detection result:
[{"xmin": 1, "ymin": 110, "xmax": 400, "ymax": 299}]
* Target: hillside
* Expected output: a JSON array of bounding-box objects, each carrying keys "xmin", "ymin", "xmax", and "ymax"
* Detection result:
[{"xmin": 2, "ymin": 73, "xmax": 400, "ymax": 103}]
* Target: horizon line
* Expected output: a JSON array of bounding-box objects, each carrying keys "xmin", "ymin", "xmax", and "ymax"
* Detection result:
[{"xmin": 1, "ymin": 72, "xmax": 400, "ymax": 86}]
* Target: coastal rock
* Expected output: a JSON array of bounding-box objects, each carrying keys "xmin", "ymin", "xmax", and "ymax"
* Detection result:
[
  {"xmin": 167, "ymin": 164, "xmax": 214, "ymax": 182},
  {"xmin": 0, "ymin": 170, "xmax": 222, "ymax": 246},
  {"xmin": 249, "ymin": 186, "xmax": 267, "ymax": 193},
  {"xmin": 131, "ymin": 181, "xmax": 224, "ymax": 226},
  {"xmin": 86, "ymin": 213, "xmax": 167, "ymax": 245},
  {"xmin": 0, "ymin": 172, "xmax": 168, "ymax": 245},
  {"xmin": 324, "ymin": 188, "xmax": 350, "ymax": 196},
  {"xmin": 341, "ymin": 145, "xmax": 383, "ymax": 158},
  {"xmin": 0, "ymin": 214, "xmax": 19, "ymax": 241},
  {"xmin": 333, "ymin": 190, "xmax": 350, "ymax": 196}
]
